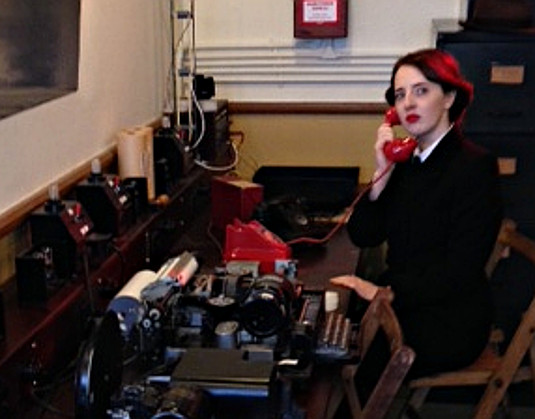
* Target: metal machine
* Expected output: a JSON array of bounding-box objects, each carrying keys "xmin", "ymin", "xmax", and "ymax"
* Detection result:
[
  {"xmin": 73, "ymin": 251, "xmax": 349, "ymax": 419},
  {"xmin": 75, "ymin": 159, "xmax": 135, "ymax": 237},
  {"xmin": 17, "ymin": 184, "xmax": 94, "ymax": 303}
]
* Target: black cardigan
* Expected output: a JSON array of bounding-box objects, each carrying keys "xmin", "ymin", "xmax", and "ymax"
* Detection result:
[{"xmin": 348, "ymin": 127, "xmax": 503, "ymax": 376}]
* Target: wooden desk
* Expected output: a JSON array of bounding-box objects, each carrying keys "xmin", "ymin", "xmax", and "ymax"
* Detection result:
[
  {"xmin": 0, "ymin": 193, "xmax": 360, "ymax": 418},
  {"xmin": 291, "ymin": 228, "xmax": 359, "ymax": 418},
  {"xmin": 295, "ymin": 227, "xmax": 359, "ymax": 291}
]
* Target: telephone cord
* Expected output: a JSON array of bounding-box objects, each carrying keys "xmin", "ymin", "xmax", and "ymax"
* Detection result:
[{"xmin": 285, "ymin": 162, "xmax": 394, "ymax": 246}]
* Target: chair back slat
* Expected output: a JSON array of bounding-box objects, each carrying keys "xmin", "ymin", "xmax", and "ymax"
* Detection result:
[{"xmin": 343, "ymin": 289, "xmax": 415, "ymax": 419}]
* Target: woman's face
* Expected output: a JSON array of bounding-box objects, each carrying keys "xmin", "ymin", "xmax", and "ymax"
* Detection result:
[{"xmin": 393, "ymin": 64, "xmax": 455, "ymax": 144}]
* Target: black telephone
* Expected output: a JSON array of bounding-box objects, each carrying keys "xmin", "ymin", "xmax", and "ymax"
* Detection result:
[
  {"xmin": 382, "ymin": 108, "xmax": 418, "ymax": 163},
  {"xmin": 252, "ymin": 196, "xmax": 330, "ymax": 242},
  {"xmin": 253, "ymin": 196, "xmax": 310, "ymax": 242}
]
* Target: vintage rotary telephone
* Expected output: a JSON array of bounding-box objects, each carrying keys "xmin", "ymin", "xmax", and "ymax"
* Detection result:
[
  {"xmin": 382, "ymin": 107, "xmax": 418, "ymax": 163},
  {"xmin": 252, "ymin": 195, "xmax": 330, "ymax": 242}
]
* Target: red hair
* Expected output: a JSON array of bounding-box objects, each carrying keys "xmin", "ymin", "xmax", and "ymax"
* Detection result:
[{"xmin": 385, "ymin": 49, "xmax": 474, "ymax": 124}]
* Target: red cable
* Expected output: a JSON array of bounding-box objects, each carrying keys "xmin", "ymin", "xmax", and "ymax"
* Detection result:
[{"xmin": 285, "ymin": 162, "xmax": 394, "ymax": 246}]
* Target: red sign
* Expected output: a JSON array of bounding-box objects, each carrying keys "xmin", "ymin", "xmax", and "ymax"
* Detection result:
[{"xmin": 294, "ymin": 0, "xmax": 348, "ymax": 38}]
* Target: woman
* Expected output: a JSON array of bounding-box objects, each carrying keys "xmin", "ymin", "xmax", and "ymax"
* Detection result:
[{"xmin": 331, "ymin": 49, "xmax": 503, "ymax": 377}]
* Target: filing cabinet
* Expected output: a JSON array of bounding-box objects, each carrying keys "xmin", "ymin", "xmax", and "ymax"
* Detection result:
[
  {"xmin": 435, "ymin": 19, "xmax": 535, "ymax": 234},
  {"xmin": 435, "ymin": 20, "xmax": 535, "ymax": 343}
]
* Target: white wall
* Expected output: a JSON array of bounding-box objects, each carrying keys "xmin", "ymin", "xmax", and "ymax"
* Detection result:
[
  {"xmin": 193, "ymin": 0, "xmax": 465, "ymax": 102},
  {"xmin": 0, "ymin": 1, "xmax": 171, "ymax": 216},
  {"xmin": 0, "ymin": 0, "xmax": 467, "ymax": 217}
]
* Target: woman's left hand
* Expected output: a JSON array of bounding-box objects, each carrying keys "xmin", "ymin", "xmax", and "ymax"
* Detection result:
[{"xmin": 330, "ymin": 275, "xmax": 380, "ymax": 301}]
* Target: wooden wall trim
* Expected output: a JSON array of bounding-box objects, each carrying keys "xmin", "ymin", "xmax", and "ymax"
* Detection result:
[
  {"xmin": 0, "ymin": 145, "xmax": 118, "ymax": 239},
  {"xmin": 227, "ymin": 101, "xmax": 388, "ymax": 115},
  {"xmin": 0, "ymin": 119, "xmax": 162, "ymax": 239},
  {"xmin": 0, "ymin": 103, "xmax": 380, "ymax": 237}
]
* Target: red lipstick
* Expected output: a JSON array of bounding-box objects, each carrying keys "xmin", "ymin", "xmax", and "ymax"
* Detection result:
[{"xmin": 406, "ymin": 114, "xmax": 420, "ymax": 124}]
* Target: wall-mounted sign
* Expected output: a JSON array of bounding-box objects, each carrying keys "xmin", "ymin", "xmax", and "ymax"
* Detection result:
[{"xmin": 294, "ymin": 0, "xmax": 348, "ymax": 39}]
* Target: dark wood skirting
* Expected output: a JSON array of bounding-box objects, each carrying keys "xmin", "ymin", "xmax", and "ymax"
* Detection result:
[{"xmin": 227, "ymin": 101, "xmax": 388, "ymax": 115}]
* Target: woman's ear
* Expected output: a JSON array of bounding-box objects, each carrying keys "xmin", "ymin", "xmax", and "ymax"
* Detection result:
[{"xmin": 444, "ymin": 90, "xmax": 457, "ymax": 111}]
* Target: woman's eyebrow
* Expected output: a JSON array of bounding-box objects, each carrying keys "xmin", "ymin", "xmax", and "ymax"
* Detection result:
[
  {"xmin": 411, "ymin": 81, "xmax": 430, "ymax": 89},
  {"xmin": 395, "ymin": 80, "xmax": 429, "ymax": 91}
]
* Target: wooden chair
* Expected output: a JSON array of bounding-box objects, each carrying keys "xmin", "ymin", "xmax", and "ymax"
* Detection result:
[
  {"xmin": 407, "ymin": 218, "xmax": 535, "ymax": 419},
  {"xmin": 340, "ymin": 288, "xmax": 416, "ymax": 419}
]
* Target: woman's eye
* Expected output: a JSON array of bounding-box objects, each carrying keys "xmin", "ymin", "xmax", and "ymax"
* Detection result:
[
  {"xmin": 414, "ymin": 86, "xmax": 428, "ymax": 96},
  {"xmin": 394, "ymin": 91, "xmax": 405, "ymax": 102}
]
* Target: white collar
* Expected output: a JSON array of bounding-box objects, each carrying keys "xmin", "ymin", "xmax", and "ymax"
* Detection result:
[{"xmin": 414, "ymin": 124, "xmax": 454, "ymax": 162}]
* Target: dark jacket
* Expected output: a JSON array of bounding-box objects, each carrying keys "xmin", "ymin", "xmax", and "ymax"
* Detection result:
[{"xmin": 348, "ymin": 127, "xmax": 503, "ymax": 377}]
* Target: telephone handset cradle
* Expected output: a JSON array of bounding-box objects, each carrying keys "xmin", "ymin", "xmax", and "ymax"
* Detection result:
[{"xmin": 382, "ymin": 108, "xmax": 418, "ymax": 163}]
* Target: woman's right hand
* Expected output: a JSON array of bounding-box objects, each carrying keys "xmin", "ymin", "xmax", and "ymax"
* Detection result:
[
  {"xmin": 375, "ymin": 123, "xmax": 395, "ymax": 171},
  {"xmin": 369, "ymin": 123, "xmax": 395, "ymax": 201}
]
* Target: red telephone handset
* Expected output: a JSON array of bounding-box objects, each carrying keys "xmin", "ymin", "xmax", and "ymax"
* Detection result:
[{"xmin": 383, "ymin": 108, "xmax": 418, "ymax": 163}]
